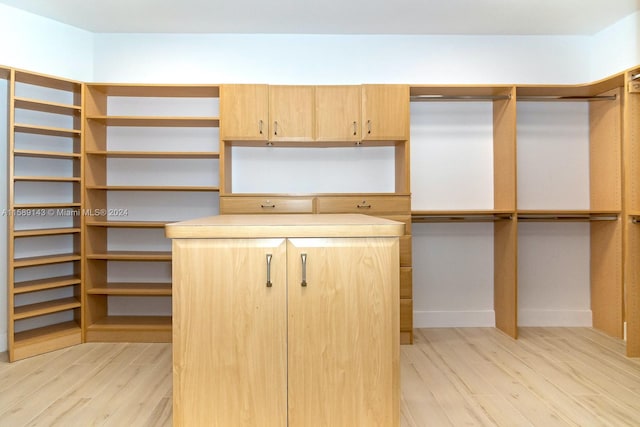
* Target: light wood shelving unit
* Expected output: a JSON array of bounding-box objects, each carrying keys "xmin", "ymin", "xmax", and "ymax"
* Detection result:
[
  {"xmin": 83, "ymin": 83, "xmax": 220, "ymax": 343},
  {"xmin": 7, "ymin": 69, "xmax": 83, "ymax": 362}
]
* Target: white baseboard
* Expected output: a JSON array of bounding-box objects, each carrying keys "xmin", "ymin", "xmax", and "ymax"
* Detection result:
[
  {"xmin": 518, "ymin": 309, "xmax": 592, "ymax": 327},
  {"xmin": 0, "ymin": 332, "xmax": 7, "ymax": 353},
  {"xmin": 414, "ymin": 310, "xmax": 495, "ymax": 328}
]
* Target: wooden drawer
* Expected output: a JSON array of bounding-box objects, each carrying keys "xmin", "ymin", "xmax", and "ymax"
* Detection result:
[
  {"xmin": 400, "ymin": 298, "xmax": 413, "ymax": 332},
  {"xmin": 400, "ymin": 235, "xmax": 412, "ymax": 267},
  {"xmin": 400, "ymin": 267, "xmax": 412, "ymax": 299},
  {"xmin": 316, "ymin": 195, "xmax": 410, "ymax": 214},
  {"xmin": 220, "ymin": 196, "xmax": 315, "ymax": 214}
]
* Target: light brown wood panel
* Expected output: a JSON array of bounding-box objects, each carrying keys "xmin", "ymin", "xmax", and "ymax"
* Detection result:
[
  {"xmin": 590, "ymin": 87, "xmax": 623, "ymax": 211},
  {"xmin": 591, "ymin": 220, "xmax": 624, "ymax": 338},
  {"xmin": 269, "ymin": 85, "xmax": 315, "ymax": 142},
  {"xmin": 315, "ymin": 85, "xmax": 361, "ymax": 141},
  {"xmin": 626, "ymin": 219, "xmax": 640, "ymax": 356},
  {"xmin": 316, "ymin": 195, "xmax": 411, "ymax": 214},
  {"xmin": 220, "ymin": 84, "xmax": 269, "ymax": 141},
  {"xmin": 172, "ymin": 239, "xmax": 288, "ymax": 427},
  {"xmin": 220, "ymin": 195, "xmax": 315, "ymax": 214},
  {"xmin": 395, "ymin": 140, "xmax": 411, "ymax": 194},
  {"xmin": 12, "ymin": 322, "xmax": 82, "ymax": 361},
  {"xmin": 493, "ymin": 87, "xmax": 517, "ymax": 211},
  {"xmin": 400, "ymin": 235, "xmax": 412, "ymax": 266},
  {"xmin": 362, "ymin": 84, "xmax": 409, "ymax": 141},
  {"xmin": 400, "ymin": 267, "xmax": 413, "ymax": 299},
  {"xmin": 287, "ymin": 238, "xmax": 399, "ymax": 427},
  {"xmin": 379, "ymin": 215, "xmax": 411, "ymax": 234},
  {"xmin": 494, "ymin": 218, "xmax": 518, "ymax": 338},
  {"xmin": 85, "ymin": 316, "xmax": 172, "ymax": 343},
  {"xmin": 400, "ymin": 299, "xmax": 413, "ymax": 332}
]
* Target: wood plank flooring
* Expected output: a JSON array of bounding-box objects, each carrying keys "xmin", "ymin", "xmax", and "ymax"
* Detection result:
[{"xmin": 1, "ymin": 328, "xmax": 639, "ymax": 426}]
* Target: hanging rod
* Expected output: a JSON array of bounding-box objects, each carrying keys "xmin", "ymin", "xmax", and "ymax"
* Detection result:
[
  {"xmin": 412, "ymin": 214, "xmax": 512, "ymax": 223},
  {"xmin": 518, "ymin": 214, "xmax": 619, "ymax": 221},
  {"xmin": 410, "ymin": 94, "xmax": 511, "ymax": 102},
  {"xmin": 517, "ymin": 95, "xmax": 617, "ymax": 102}
]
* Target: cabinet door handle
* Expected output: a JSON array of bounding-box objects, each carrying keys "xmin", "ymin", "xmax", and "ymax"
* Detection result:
[
  {"xmin": 266, "ymin": 254, "xmax": 273, "ymax": 287},
  {"xmin": 259, "ymin": 119, "xmax": 264, "ymax": 135},
  {"xmin": 353, "ymin": 121, "xmax": 357, "ymax": 136},
  {"xmin": 260, "ymin": 201, "xmax": 276, "ymax": 208},
  {"xmin": 367, "ymin": 119, "xmax": 372, "ymax": 135},
  {"xmin": 357, "ymin": 200, "xmax": 372, "ymax": 209},
  {"xmin": 300, "ymin": 253, "xmax": 307, "ymax": 287},
  {"xmin": 274, "ymin": 121, "xmax": 279, "ymax": 136}
]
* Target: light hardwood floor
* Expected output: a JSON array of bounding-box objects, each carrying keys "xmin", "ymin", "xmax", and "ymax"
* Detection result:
[{"xmin": 1, "ymin": 328, "xmax": 639, "ymax": 426}]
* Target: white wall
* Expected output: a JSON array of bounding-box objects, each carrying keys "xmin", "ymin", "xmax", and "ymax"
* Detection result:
[{"xmin": 590, "ymin": 11, "xmax": 640, "ymax": 80}]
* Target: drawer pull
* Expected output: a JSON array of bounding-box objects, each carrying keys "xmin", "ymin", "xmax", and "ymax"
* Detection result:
[
  {"xmin": 261, "ymin": 201, "xmax": 276, "ymax": 208},
  {"xmin": 266, "ymin": 254, "xmax": 273, "ymax": 287},
  {"xmin": 353, "ymin": 121, "xmax": 357, "ymax": 136},
  {"xmin": 367, "ymin": 119, "xmax": 372, "ymax": 135},
  {"xmin": 259, "ymin": 119, "xmax": 264, "ymax": 135},
  {"xmin": 357, "ymin": 201, "xmax": 372, "ymax": 209},
  {"xmin": 301, "ymin": 253, "xmax": 307, "ymax": 287},
  {"xmin": 274, "ymin": 121, "xmax": 279, "ymax": 136}
]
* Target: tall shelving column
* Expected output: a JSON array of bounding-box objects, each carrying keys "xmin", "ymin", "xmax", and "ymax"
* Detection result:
[
  {"xmin": 8, "ymin": 69, "xmax": 84, "ymax": 361},
  {"xmin": 83, "ymin": 84, "xmax": 220, "ymax": 342},
  {"xmin": 516, "ymin": 77, "xmax": 624, "ymax": 338},
  {"xmin": 624, "ymin": 67, "xmax": 640, "ymax": 357},
  {"xmin": 409, "ymin": 86, "xmax": 518, "ymax": 337}
]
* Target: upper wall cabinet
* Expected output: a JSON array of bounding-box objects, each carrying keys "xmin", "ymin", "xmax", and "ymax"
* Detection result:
[
  {"xmin": 315, "ymin": 85, "xmax": 361, "ymax": 142},
  {"xmin": 220, "ymin": 84, "xmax": 269, "ymax": 141},
  {"xmin": 269, "ymin": 85, "xmax": 315, "ymax": 142},
  {"xmin": 362, "ymin": 84, "xmax": 410, "ymax": 141}
]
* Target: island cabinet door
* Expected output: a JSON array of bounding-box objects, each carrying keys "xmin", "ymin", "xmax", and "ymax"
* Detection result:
[
  {"xmin": 172, "ymin": 238, "xmax": 288, "ymax": 427},
  {"xmin": 286, "ymin": 237, "xmax": 400, "ymax": 427}
]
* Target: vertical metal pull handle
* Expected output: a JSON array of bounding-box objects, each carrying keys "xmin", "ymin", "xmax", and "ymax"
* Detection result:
[
  {"xmin": 259, "ymin": 119, "xmax": 264, "ymax": 135},
  {"xmin": 266, "ymin": 254, "xmax": 273, "ymax": 287},
  {"xmin": 353, "ymin": 121, "xmax": 357, "ymax": 136},
  {"xmin": 367, "ymin": 119, "xmax": 372, "ymax": 135},
  {"xmin": 300, "ymin": 253, "xmax": 307, "ymax": 287},
  {"xmin": 274, "ymin": 121, "xmax": 279, "ymax": 136}
]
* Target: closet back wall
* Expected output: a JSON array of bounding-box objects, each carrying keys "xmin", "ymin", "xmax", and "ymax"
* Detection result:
[{"xmin": 1, "ymin": 3, "xmax": 639, "ymax": 352}]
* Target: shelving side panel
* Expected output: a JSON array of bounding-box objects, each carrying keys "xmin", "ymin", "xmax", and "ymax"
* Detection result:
[
  {"xmin": 590, "ymin": 88, "xmax": 622, "ymax": 211},
  {"xmin": 493, "ymin": 87, "xmax": 517, "ymax": 211},
  {"xmin": 494, "ymin": 218, "xmax": 518, "ymax": 338}
]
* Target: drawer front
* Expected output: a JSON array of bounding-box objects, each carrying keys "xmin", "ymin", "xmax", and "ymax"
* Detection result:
[
  {"xmin": 316, "ymin": 195, "xmax": 411, "ymax": 214},
  {"xmin": 400, "ymin": 235, "xmax": 412, "ymax": 267},
  {"xmin": 220, "ymin": 196, "xmax": 315, "ymax": 214},
  {"xmin": 400, "ymin": 267, "xmax": 412, "ymax": 299}
]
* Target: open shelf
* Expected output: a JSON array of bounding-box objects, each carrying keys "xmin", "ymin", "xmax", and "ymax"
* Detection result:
[
  {"xmin": 85, "ymin": 316, "xmax": 172, "ymax": 343},
  {"xmin": 85, "ymin": 221, "xmax": 168, "ymax": 228},
  {"xmin": 14, "ymin": 253, "xmax": 81, "ymax": 268},
  {"xmin": 86, "ymin": 150, "xmax": 219, "ymax": 159},
  {"xmin": 87, "ymin": 282, "xmax": 172, "ymax": 296},
  {"xmin": 15, "ymin": 69, "xmax": 82, "ymax": 92},
  {"xmin": 14, "ymin": 124, "xmax": 81, "ymax": 137},
  {"xmin": 14, "ymin": 227, "xmax": 81, "ymax": 237},
  {"xmin": 13, "ymin": 321, "xmax": 82, "ymax": 360},
  {"xmin": 412, "ymin": 210, "xmax": 514, "ymax": 222},
  {"xmin": 86, "ymin": 251, "xmax": 172, "ymax": 261},
  {"xmin": 14, "ymin": 97, "xmax": 81, "ymax": 115},
  {"xmin": 86, "ymin": 84, "xmax": 219, "ymax": 97},
  {"xmin": 14, "ymin": 297, "xmax": 81, "ymax": 320},
  {"xmin": 85, "ymin": 185, "xmax": 219, "ymax": 192},
  {"xmin": 14, "ymin": 275, "xmax": 81, "ymax": 294},
  {"xmin": 14, "ymin": 149, "xmax": 81, "ymax": 159},
  {"xmin": 517, "ymin": 210, "xmax": 620, "ymax": 221},
  {"xmin": 14, "ymin": 176, "xmax": 81, "ymax": 183},
  {"xmin": 14, "ymin": 202, "xmax": 81, "ymax": 209},
  {"xmin": 86, "ymin": 115, "xmax": 219, "ymax": 127}
]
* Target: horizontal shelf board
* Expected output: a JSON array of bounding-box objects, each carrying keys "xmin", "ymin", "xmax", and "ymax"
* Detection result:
[
  {"xmin": 87, "ymin": 282, "xmax": 172, "ymax": 296},
  {"xmin": 15, "ymin": 70, "xmax": 82, "ymax": 92},
  {"xmin": 14, "ymin": 227, "xmax": 82, "ymax": 237},
  {"xmin": 87, "ymin": 315, "xmax": 172, "ymax": 330},
  {"xmin": 517, "ymin": 210, "xmax": 620, "ymax": 221},
  {"xmin": 14, "ymin": 275, "xmax": 81, "ymax": 294},
  {"xmin": 516, "ymin": 75, "xmax": 625, "ymax": 97},
  {"xmin": 14, "ymin": 202, "xmax": 81, "ymax": 209},
  {"xmin": 86, "ymin": 220, "xmax": 168, "ymax": 228},
  {"xmin": 14, "ymin": 97, "xmax": 81, "ymax": 115},
  {"xmin": 412, "ymin": 210, "xmax": 514, "ymax": 222},
  {"xmin": 14, "ymin": 297, "xmax": 81, "ymax": 320},
  {"xmin": 226, "ymin": 140, "xmax": 404, "ymax": 148},
  {"xmin": 87, "ymin": 84, "xmax": 219, "ymax": 97},
  {"xmin": 14, "ymin": 123, "xmax": 81, "ymax": 137},
  {"xmin": 222, "ymin": 192, "xmax": 411, "ymax": 197},
  {"xmin": 86, "ymin": 185, "xmax": 219, "ymax": 192},
  {"xmin": 14, "ymin": 176, "xmax": 81, "ymax": 183},
  {"xmin": 14, "ymin": 253, "xmax": 81, "ymax": 268},
  {"xmin": 410, "ymin": 85, "xmax": 514, "ymax": 98},
  {"xmin": 14, "ymin": 149, "xmax": 81, "ymax": 159},
  {"xmin": 86, "ymin": 251, "xmax": 172, "ymax": 261},
  {"xmin": 86, "ymin": 150, "xmax": 219, "ymax": 159},
  {"xmin": 14, "ymin": 321, "xmax": 81, "ymax": 346},
  {"xmin": 87, "ymin": 115, "xmax": 219, "ymax": 127}
]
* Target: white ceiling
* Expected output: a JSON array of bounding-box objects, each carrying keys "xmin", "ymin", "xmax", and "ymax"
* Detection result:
[{"xmin": 1, "ymin": 0, "xmax": 639, "ymax": 35}]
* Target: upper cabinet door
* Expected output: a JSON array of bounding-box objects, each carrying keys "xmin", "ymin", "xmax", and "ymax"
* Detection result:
[
  {"xmin": 220, "ymin": 84, "xmax": 269, "ymax": 141},
  {"xmin": 315, "ymin": 85, "xmax": 361, "ymax": 142},
  {"xmin": 269, "ymin": 85, "xmax": 315, "ymax": 142},
  {"xmin": 362, "ymin": 85, "xmax": 410, "ymax": 141}
]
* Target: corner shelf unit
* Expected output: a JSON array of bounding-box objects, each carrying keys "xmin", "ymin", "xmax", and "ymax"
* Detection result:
[
  {"xmin": 83, "ymin": 84, "xmax": 220, "ymax": 342},
  {"xmin": 7, "ymin": 69, "xmax": 83, "ymax": 362}
]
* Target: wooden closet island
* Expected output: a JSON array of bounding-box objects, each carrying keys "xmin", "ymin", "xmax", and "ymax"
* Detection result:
[{"xmin": 165, "ymin": 214, "xmax": 403, "ymax": 427}]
